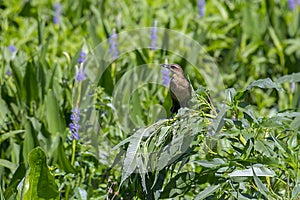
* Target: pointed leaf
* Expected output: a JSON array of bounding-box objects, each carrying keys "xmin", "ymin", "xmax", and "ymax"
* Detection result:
[{"xmin": 120, "ymin": 128, "xmax": 146, "ymax": 185}]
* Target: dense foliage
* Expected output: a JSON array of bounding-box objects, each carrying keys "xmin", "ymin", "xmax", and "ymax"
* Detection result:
[{"xmin": 1, "ymin": 0, "xmax": 300, "ymax": 199}]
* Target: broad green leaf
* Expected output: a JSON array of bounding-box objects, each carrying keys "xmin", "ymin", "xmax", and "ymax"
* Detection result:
[
  {"xmin": 229, "ymin": 165, "xmax": 275, "ymax": 177},
  {"xmin": 23, "ymin": 147, "xmax": 58, "ymax": 200},
  {"xmin": 246, "ymin": 78, "xmax": 283, "ymax": 91}
]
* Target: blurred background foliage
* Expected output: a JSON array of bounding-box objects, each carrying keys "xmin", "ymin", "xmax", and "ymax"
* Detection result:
[{"xmin": 1, "ymin": 0, "xmax": 300, "ymax": 199}]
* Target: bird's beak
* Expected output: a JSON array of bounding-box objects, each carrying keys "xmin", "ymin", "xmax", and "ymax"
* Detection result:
[{"xmin": 160, "ymin": 63, "xmax": 170, "ymax": 68}]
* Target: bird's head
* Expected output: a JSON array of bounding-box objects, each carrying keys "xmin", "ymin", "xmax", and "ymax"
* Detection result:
[{"xmin": 161, "ymin": 64, "xmax": 184, "ymax": 75}]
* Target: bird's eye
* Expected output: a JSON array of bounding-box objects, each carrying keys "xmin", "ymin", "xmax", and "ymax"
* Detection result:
[{"xmin": 171, "ymin": 65, "xmax": 176, "ymax": 69}]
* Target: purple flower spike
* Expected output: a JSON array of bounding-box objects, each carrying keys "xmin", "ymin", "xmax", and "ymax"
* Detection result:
[
  {"xmin": 77, "ymin": 51, "xmax": 86, "ymax": 64},
  {"xmin": 109, "ymin": 29, "xmax": 119, "ymax": 60},
  {"xmin": 149, "ymin": 20, "xmax": 158, "ymax": 51},
  {"xmin": 75, "ymin": 50, "xmax": 87, "ymax": 82},
  {"xmin": 53, "ymin": 2, "xmax": 62, "ymax": 24},
  {"xmin": 161, "ymin": 67, "xmax": 171, "ymax": 87},
  {"xmin": 288, "ymin": 0, "xmax": 297, "ymax": 10},
  {"xmin": 69, "ymin": 106, "xmax": 81, "ymax": 140},
  {"xmin": 198, "ymin": 0, "xmax": 206, "ymax": 18}
]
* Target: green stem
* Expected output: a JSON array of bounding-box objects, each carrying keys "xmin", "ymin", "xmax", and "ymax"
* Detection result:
[
  {"xmin": 71, "ymin": 139, "xmax": 76, "ymax": 165},
  {"xmin": 65, "ymin": 184, "xmax": 70, "ymax": 199},
  {"xmin": 111, "ymin": 62, "xmax": 116, "ymax": 85}
]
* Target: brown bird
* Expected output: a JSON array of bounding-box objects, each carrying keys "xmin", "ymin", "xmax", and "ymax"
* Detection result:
[{"xmin": 161, "ymin": 64, "xmax": 192, "ymax": 114}]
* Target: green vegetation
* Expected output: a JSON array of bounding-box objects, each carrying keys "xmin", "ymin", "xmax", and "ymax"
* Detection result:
[{"xmin": 1, "ymin": 0, "xmax": 300, "ymax": 199}]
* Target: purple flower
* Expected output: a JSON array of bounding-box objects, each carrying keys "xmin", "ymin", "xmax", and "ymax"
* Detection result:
[
  {"xmin": 109, "ymin": 29, "xmax": 119, "ymax": 60},
  {"xmin": 77, "ymin": 51, "xmax": 86, "ymax": 64},
  {"xmin": 75, "ymin": 66, "xmax": 86, "ymax": 82},
  {"xmin": 53, "ymin": 2, "xmax": 61, "ymax": 24},
  {"xmin": 8, "ymin": 45, "xmax": 16, "ymax": 53},
  {"xmin": 5, "ymin": 70, "xmax": 12, "ymax": 76},
  {"xmin": 288, "ymin": 0, "xmax": 297, "ymax": 10},
  {"xmin": 161, "ymin": 67, "xmax": 170, "ymax": 87},
  {"xmin": 198, "ymin": 0, "xmax": 206, "ymax": 18},
  {"xmin": 149, "ymin": 20, "xmax": 158, "ymax": 50},
  {"xmin": 75, "ymin": 51, "xmax": 86, "ymax": 82},
  {"xmin": 69, "ymin": 106, "xmax": 80, "ymax": 140}
]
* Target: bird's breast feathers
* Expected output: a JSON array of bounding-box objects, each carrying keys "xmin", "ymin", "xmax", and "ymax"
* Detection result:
[{"xmin": 170, "ymin": 76, "xmax": 191, "ymax": 102}]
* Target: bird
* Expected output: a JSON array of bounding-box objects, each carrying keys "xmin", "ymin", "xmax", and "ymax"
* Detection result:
[{"xmin": 161, "ymin": 64, "xmax": 192, "ymax": 114}]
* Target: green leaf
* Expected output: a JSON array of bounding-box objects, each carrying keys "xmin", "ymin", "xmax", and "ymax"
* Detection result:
[
  {"xmin": 268, "ymin": 26, "xmax": 285, "ymax": 66},
  {"xmin": 290, "ymin": 116, "xmax": 300, "ymax": 130},
  {"xmin": 277, "ymin": 72, "xmax": 300, "ymax": 84},
  {"xmin": 4, "ymin": 163, "xmax": 26, "ymax": 199},
  {"xmin": 0, "ymin": 130, "xmax": 24, "ymax": 143},
  {"xmin": 120, "ymin": 128, "xmax": 146, "ymax": 185},
  {"xmin": 74, "ymin": 187, "xmax": 87, "ymax": 200},
  {"xmin": 45, "ymin": 90, "xmax": 66, "ymax": 135},
  {"xmin": 160, "ymin": 172, "xmax": 196, "ymax": 198},
  {"xmin": 0, "ymin": 98, "xmax": 10, "ymax": 127},
  {"xmin": 252, "ymin": 166, "xmax": 274, "ymax": 199},
  {"xmin": 229, "ymin": 165, "xmax": 275, "ymax": 177},
  {"xmin": 0, "ymin": 159, "xmax": 17, "ymax": 171},
  {"xmin": 210, "ymin": 105, "xmax": 226, "ymax": 133},
  {"xmin": 261, "ymin": 116, "xmax": 291, "ymax": 128},
  {"xmin": 194, "ymin": 184, "xmax": 221, "ymax": 200},
  {"xmin": 225, "ymin": 88, "xmax": 237, "ymax": 103},
  {"xmin": 23, "ymin": 121, "xmax": 38, "ymax": 166},
  {"xmin": 292, "ymin": 185, "xmax": 300, "ymax": 199},
  {"xmin": 246, "ymin": 78, "xmax": 283, "ymax": 91},
  {"xmin": 23, "ymin": 62, "xmax": 39, "ymax": 105},
  {"xmin": 55, "ymin": 137, "xmax": 77, "ymax": 173},
  {"xmin": 23, "ymin": 147, "xmax": 58, "ymax": 200},
  {"xmin": 194, "ymin": 158, "xmax": 225, "ymax": 168}
]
